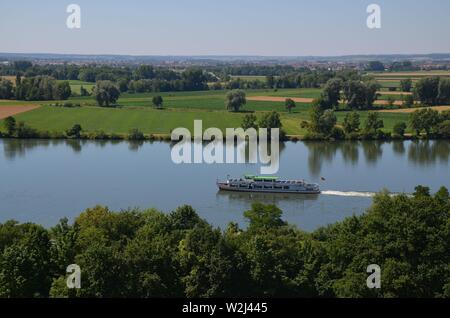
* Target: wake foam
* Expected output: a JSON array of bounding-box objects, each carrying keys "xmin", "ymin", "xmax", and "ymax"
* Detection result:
[
  {"xmin": 322, "ymin": 190, "xmax": 409, "ymax": 198},
  {"xmin": 321, "ymin": 190, "xmax": 376, "ymax": 198}
]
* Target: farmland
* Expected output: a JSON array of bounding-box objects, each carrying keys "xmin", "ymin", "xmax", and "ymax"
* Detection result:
[
  {"xmin": 3, "ymin": 69, "xmax": 450, "ymax": 138},
  {"xmin": 0, "ymin": 87, "xmax": 412, "ymax": 137},
  {"xmin": 370, "ymin": 70, "xmax": 450, "ymax": 90}
]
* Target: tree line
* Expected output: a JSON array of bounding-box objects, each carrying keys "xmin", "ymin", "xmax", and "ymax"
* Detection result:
[
  {"xmin": 0, "ymin": 75, "xmax": 71, "ymax": 101},
  {"xmin": 0, "ymin": 186, "xmax": 448, "ymax": 298},
  {"xmin": 302, "ymin": 106, "xmax": 450, "ymax": 140}
]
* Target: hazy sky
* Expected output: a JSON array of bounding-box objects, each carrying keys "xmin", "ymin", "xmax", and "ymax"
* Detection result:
[{"xmin": 1, "ymin": 0, "xmax": 449, "ymax": 56}]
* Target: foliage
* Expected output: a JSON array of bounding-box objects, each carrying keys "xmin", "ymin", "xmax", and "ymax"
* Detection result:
[
  {"xmin": 225, "ymin": 90, "xmax": 246, "ymax": 112},
  {"xmin": 414, "ymin": 77, "xmax": 440, "ymax": 106},
  {"xmin": 285, "ymin": 98, "xmax": 296, "ymax": 113},
  {"xmin": 402, "ymin": 94, "xmax": 415, "ymax": 108},
  {"xmin": 241, "ymin": 114, "xmax": 258, "ymax": 130},
  {"xmin": 0, "ymin": 186, "xmax": 448, "ymax": 298},
  {"xmin": 438, "ymin": 78, "xmax": 450, "ymax": 104},
  {"xmin": 343, "ymin": 80, "xmax": 380, "ymax": 110},
  {"xmin": 362, "ymin": 112, "xmax": 384, "ymax": 138},
  {"xmin": 93, "ymin": 81, "xmax": 120, "ymax": 107},
  {"xmin": 15, "ymin": 76, "xmax": 71, "ymax": 101},
  {"xmin": 304, "ymin": 105, "xmax": 337, "ymax": 138},
  {"xmin": 0, "ymin": 78, "xmax": 14, "ymax": 99},
  {"xmin": 400, "ymin": 79, "xmax": 413, "ymax": 92},
  {"xmin": 3, "ymin": 116, "xmax": 17, "ymax": 136},
  {"xmin": 66, "ymin": 124, "xmax": 82, "ymax": 138},
  {"xmin": 152, "ymin": 95, "xmax": 163, "ymax": 109},
  {"xmin": 393, "ymin": 122, "xmax": 407, "ymax": 137},
  {"xmin": 409, "ymin": 108, "xmax": 440, "ymax": 136},
  {"xmin": 343, "ymin": 112, "xmax": 360, "ymax": 134},
  {"xmin": 320, "ymin": 79, "xmax": 342, "ymax": 109},
  {"xmin": 127, "ymin": 128, "xmax": 145, "ymax": 141}
]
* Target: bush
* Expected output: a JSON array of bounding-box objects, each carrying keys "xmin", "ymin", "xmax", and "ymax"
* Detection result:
[
  {"xmin": 393, "ymin": 122, "xmax": 407, "ymax": 137},
  {"xmin": 330, "ymin": 127, "xmax": 345, "ymax": 140},
  {"xmin": 127, "ymin": 128, "xmax": 145, "ymax": 140},
  {"xmin": 86, "ymin": 130, "xmax": 109, "ymax": 140},
  {"xmin": 437, "ymin": 120, "xmax": 450, "ymax": 138},
  {"xmin": 402, "ymin": 94, "xmax": 415, "ymax": 108},
  {"xmin": 66, "ymin": 124, "xmax": 83, "ymax": 138},
  {"xmin": 16, "ymin": 122, "xmax": 39, "ymax": 138}
]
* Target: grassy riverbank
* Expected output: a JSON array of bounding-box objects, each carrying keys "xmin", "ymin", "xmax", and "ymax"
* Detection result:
[{"xmin": 0, "ymin": 87, "xmax": 422, "ymax": 138}]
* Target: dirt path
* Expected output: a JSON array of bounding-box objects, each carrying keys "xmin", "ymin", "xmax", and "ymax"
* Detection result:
[
  {"xmin": 248, "ymin": 96, "xmax": 404, "ymax": 106},
  {"xmin": 378, "ymin": 106, "xmax": 450, "ymax": 113},
  {"xmin": 248, "ymin": 96, "xmax": 315, "ymax": 103},
  {"xmin": 0, "ymin": 105, "xmax": 40, "ymax": 119},
  {"xmin": 378, "ymin": 91, "xmax": 412, "ymax": 95}
]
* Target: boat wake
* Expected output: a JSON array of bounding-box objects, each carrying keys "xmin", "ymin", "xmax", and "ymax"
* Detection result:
[{"xmin": 321, "ymin": 190, "xmax": 377, "ymax": 198}]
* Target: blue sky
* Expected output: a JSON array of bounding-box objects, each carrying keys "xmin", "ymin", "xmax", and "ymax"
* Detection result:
[{"xmin": 1, "ymin": 0, "xmax": 449, "ymax": 56}]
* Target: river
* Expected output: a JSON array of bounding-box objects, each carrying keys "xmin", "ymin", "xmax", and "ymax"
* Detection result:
[{"xmin": 0, "ymin": 139, "xmax": 449, "ymax": 231}]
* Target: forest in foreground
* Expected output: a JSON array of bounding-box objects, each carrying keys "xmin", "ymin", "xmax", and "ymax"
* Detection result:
[{"xmin": 0, "ymin": 185, "xmax": 449, "ymax": 298}]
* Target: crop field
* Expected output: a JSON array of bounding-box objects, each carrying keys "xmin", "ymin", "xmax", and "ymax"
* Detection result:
[
  {"xmin": 66, "ymin": 89, "xmax": 319, "ymax": 112},
  {"xmin": 3, "ymin": 103, "xmax": 410, "ymax": 137},
  {"xmin": 0, "ymin": 87, "xmax": 418, "ymax": 137},
  {"xmin": 0, "ymin": 76, "xmax": 17, "ymax": 86},
  {"xmin": 63, "ymin": 80, "xmax": 95, "ymax": 95},
  {"xmin": 0, "ymin": 105, "xmax": 40, "ymax": 119},
  {"xmin": 229, "ymin": 75, "xmax": 267, "ymax": 82},
  {"xmin": 370, "ymin": 70, "xmax": 450, "ymax": 90}
]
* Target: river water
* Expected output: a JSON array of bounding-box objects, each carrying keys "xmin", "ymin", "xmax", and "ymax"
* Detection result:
[{"xmin": 0, "ymin": 139, "xmax": 449, "ymax": 231}]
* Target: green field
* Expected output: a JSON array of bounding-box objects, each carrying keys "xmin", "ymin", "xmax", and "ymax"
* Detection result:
[
  {"xmin": 370, "ymin": 70, "xmax": 450, "ymax": 90},
  {"xmin": 64, "ymin": 89, "xmax": 319, "ymax": 112},
  {"xmin": 4, "ymin": 105, "xmax": 409, "ymax": 137},
  {"xmin": 61, "ymin": 80, "xmax": 95, "ymax": 95},
  {"xmin": 229, "ymin": 75, "xmax": 267, "ymax": 82},
  {"xmin": 1, "ymin": 87, "xmax": 412, "ymax": 137}
]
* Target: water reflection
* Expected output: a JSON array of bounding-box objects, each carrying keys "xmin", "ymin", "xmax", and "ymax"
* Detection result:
[
  {"xmin": 361, "ymin": 141, "xmax": 383, "ymax": 165},
  {"xmin": 303, "ymin": 140, "xmax": 450, "ymax": 176},
  {"xmin": 169, "ymin": 139, "xmax": 286, "ymax": 165},
  {"xmin": 2, "ymin": 139, "xmax": 450, "ymax": 170},
  {"xmin": 304, "ymin": 141, "xmax": 340, "ymax": 177},
  {"xmin": 1, "ymin": 138, "xmax": 449, "ymax": 230},
  {"xmin": 407, "ymin": 140, "xmax": 450, "ymax": 166},
  {"xmin": 392, "ymin": 141, "xmax": 406, "ymax": 156},
  {"xmin": 216, "ymin": 191, "xmax": 320, "ymax": 206}
]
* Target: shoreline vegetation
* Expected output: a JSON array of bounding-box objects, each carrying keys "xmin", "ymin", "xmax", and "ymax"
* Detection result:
[
  {"xmin": 0, "ymin": 185, "xmax": 448, "ymax": 298},
  {"xmin": 1, "ymin": 107, "xmax": 449, "ymax": 142}
]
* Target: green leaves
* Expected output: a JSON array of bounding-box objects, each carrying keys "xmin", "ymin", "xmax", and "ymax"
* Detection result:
[{"xmin": 0, "ymin": 191, "xmax": 449, "ymax": 298}]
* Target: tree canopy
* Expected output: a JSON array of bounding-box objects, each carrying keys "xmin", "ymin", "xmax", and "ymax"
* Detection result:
[{"xmin": 0, "ymin": 185, "xmax": 448, "ymax": 298}]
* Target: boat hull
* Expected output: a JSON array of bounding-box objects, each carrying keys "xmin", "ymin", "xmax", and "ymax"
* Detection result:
[{"xmin": 217, "ymin": 183, "xmax": 321, "ymax": 195}]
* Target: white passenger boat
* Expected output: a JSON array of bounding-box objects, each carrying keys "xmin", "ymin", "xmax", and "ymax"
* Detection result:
[{"xmin": 217, "ymin": 175, "xmax": 321, "ymax": 194}]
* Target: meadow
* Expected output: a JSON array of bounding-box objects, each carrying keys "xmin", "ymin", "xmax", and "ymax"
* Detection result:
[
  {"xmin": 64, "ymin": 80, "xmax": 95, "ymax": 95},
  {"xmin": 0, "ymin": 87, "xmax": 416, "ymax": 137},
  {"xmin": 2, "ymin": 92, "xmax": 409, "ymax": 138}
]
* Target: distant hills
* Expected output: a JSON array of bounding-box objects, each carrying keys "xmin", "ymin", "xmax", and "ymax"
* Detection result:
[{"xmin": 1, "ymin": 52, "xmax": 450, "ymax": 65}]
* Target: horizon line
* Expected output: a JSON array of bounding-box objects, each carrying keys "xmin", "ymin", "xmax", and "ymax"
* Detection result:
[{"xmin": 2, "ymin": 52, "xmax": 450, "ymax": 59}]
